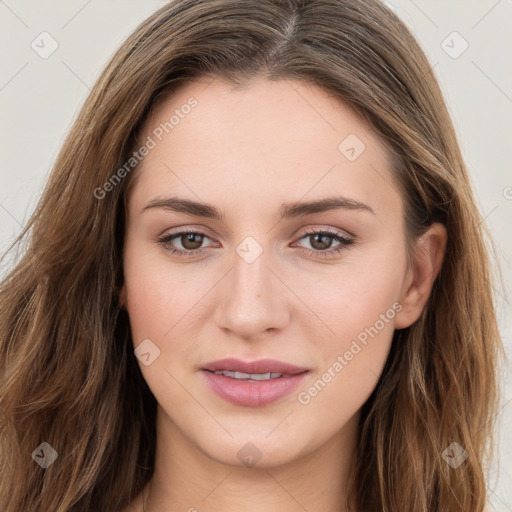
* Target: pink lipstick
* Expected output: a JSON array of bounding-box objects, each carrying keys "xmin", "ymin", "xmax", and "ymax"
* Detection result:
[{"xmin": 200, "ymin": 357, "xmax": 310, "ymax": 407}]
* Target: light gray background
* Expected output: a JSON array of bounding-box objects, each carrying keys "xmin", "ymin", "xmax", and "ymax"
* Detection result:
[{"xmin": 0, "ymin": 0, "xmax": 510, "ymax": 509}]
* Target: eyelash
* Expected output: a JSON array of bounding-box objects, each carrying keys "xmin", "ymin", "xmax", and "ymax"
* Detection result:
[{"xmin": 156, "ymin": 228, "xmax": 355, "ymax": 259}]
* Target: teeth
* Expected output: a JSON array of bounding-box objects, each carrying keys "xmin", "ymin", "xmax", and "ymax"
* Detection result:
[{"xmin": 213, "ymin": 370, "xmax": 283, "ymax": 380}]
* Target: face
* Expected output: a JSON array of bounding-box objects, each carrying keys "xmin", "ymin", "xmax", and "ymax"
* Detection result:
[{"xmin": 121, "ymin": 76, "xmax": 420, "ymax": 468}]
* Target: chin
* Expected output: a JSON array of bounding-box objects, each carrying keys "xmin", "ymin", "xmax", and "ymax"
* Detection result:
[{"xmin": 199, "ymin": 432, "xmax": 312, "ymax": 469}]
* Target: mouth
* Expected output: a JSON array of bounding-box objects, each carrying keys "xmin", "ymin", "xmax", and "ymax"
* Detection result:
[
  {"xmin": 200, "ymin": 357, "xmax": 310, "ymax": 407},
  {"xmin": 203, "ymin": 369, "xmax": 299, "ymax": 381}
]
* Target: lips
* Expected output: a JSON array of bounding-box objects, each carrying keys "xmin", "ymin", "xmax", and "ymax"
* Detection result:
[
  {"xmin": 202, "ymin": 357, "xmax": 308, "ymax": 375},
  {"xmin": 200, "ymin": 357, "xmax": 310, "ymax": 407}
]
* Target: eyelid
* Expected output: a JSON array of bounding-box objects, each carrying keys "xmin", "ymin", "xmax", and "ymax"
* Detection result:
[
  {"xmin": 157, "ymin": 225, "xmax": 356, "ymax": 257},
  {"xmin": 159, "ymin": 224, "xmax": 354, "ymax": 241},
  {"xmin": 293, "ymin": 225, "xmax": 354, "ymax": 241}
]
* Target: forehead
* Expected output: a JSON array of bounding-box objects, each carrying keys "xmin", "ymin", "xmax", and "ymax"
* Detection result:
[{"xmin": 127, "ymin": 76, "xmax": 401, "ymax": 220}]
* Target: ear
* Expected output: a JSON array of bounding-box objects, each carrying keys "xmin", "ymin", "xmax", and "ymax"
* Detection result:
[{"xmin": 394, "ymin": 223, "xmax": 447, "ymax": 330}]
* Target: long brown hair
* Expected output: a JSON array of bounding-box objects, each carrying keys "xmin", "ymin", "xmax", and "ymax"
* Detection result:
[{"xmin": 0, "ymin": 1, "xmax": 504, "ymax": 510}]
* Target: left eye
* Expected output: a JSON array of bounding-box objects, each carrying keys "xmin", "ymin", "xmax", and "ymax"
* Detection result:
[
  {"xmin": 293, "ymin": 230, "xmax": 354, "ymax": 255},
  {"xmin": 157, "ymin": 229, "xmax": 354, "ymax": 258}
]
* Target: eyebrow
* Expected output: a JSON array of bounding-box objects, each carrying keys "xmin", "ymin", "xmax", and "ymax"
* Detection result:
[{"xmin": 141, "ymin": 195, "xmax": 376, "ymax": 220}]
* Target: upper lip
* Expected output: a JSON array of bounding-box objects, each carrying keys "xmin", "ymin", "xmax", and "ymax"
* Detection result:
[{"xmin": 202, "ymin": 358, "xmax": 309, "ymax": 375}]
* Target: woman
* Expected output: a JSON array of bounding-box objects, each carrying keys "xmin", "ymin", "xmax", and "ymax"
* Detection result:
[{"xmin": 0, "ymin": 1, "xmax": 503, "ymax": 510}]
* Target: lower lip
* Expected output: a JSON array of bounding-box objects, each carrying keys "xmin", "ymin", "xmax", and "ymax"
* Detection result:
[{"xmin": 201, "ymin": 370, "xmax": 309, "ymax": 407}]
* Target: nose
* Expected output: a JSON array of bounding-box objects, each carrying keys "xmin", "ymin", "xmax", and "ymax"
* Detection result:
[{"xmin": 214, "ymin": 239, "xmax": 290, "ymax": 341}]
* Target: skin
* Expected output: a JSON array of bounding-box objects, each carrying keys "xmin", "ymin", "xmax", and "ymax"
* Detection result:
[{"xmin": 119, "ymin": 76, "xmax": 447, "ymax": 512}]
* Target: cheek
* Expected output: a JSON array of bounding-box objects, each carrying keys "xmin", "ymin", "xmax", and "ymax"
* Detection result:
[
  {"xmin": 295, "ymin": 288, "xmax": 397, "ymax": 431},
  {"xmin": 123, "ymin": 243, "xmax": 203, "ymax": 342},
  {"xmin": 123, "ymin": 243, "xmax": 216, "ymax": 403},
  {"xmin": 299, "ymin": 241, "xmax": 406, "ymax": 339},
  {"xmin": 294, "ymin": 243, "xmax": 404, "ymax": 400},
  {"xmin": 122, "ymin": 247, "xmax": 199, "ymax": 406}
]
